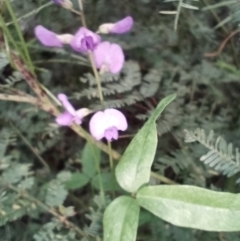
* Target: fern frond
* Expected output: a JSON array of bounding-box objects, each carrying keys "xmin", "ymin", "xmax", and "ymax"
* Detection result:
[
  {"xmin": 81, "ymin": 195, "xmax": 110, "ymax": 241},
  {"xmin": 33, "ymin": 218, "xmax": 77, "ymax": 241},
  {"xmin": 140, "ymin": 69, "xmax": 162, "ymax": 98},
  {"xmin": 0, "ymin": 129, "xmax": 17, "ymax": 158},
  {"xmin": 93, "ymin": 92, "xmax": 144, "ymax": 109},
  {"xmin": 76, "ymin": 61, "xmax": 141, "ymax": 101},
  {"xmin": 185, "ymin": 128, "xmax": 240, "ymax": 179},
  {"xmin": 0, "ymin": 192, "xmax": 36, "ymax": 227},
  {"xmin": 74, "ymin": 61, "xmax": 145, "ymax": 109},
  {"xmin": 45, "ymin": 180, "xmax": 68, "ymax": 207},
  {"xmin": 30, "ymin": 45, "xmax": 89, "ymax": 67}
]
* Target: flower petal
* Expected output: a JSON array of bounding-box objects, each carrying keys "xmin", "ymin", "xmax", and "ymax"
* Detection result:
[
  {"xmin": 110, "ymin": 16, "xmax": 134, "ymax": 34},
  {"xmin": 108, "ymin": 44, "xmax": 124, "ymax": 74},
  {"xmin": 34, "ymin": 25, "xmax": 63, "ymax": 47},
  {"xmin": 76, "ymin": 108, "xmax": 92, "ymax": 118},
  {"xmin": 104, "ymin": 127, "xmax": 119, "ymax": 141},
  {"xmin": 56, "ymin": 111, "xmax": 74, "ymax": 126},
  {"xmin": 93, "ymin": 41, "xmax": 110, "ymax": 69},
  {"xmin": 57, "ymin": 34, "xmax": 74, "ymax": 44},
  {"xmin": 52, "ymin": 0, "xmax": 63, "ymax": 4},
  {"xmin": 104, "ymin": 109, "xmax": 128, "ymax": 131},
  {"xmin": 97, "ymin": 23, "xmax": 115, "ymax": 34},
  {"xmin": 57, "ymin": 93, "xmax": 76, "ymax": 115},
  {"xmin": 89, "ymin": 111, "xmax": 107, "ymax": 140},
  {"xmin": 93, "ymin": 42, "xmax": 124, "ymax": 74},
  {"xmin": 70, "ymin": 27, "xmax": 101, "ymax": 52}
]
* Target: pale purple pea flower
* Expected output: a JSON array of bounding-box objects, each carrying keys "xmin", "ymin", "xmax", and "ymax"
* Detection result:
[
  {"xmin": 34, "ymin": 25, "xmax": 73, "ymax": 47},
  {"xmin": 70, "ymin": 27, "xmax": 101, "ymax": 53},
  {"xmin": 89, "ymin": 109, "xmax": 128, "ymax": 141},
  {"xmin": 51, "ymin": 0, "xmax": 73, "ymax": 8},
  {"xmin": 56, "ymin": 93, "xmax": 89, "ymax": 126},
  {"xmin": 52, "ymin": 0, "xmax": 62, "ymax": 4},
  {"xmin": 97, "ymin": 16, "xmax": 133, "ymax": 34},
  {"xmin": 93, "ymin": 41, "xmax": 124, "ymax": 74}
]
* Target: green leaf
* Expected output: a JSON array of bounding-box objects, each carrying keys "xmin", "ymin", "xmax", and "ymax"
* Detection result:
[
  {"xmin": 46, "ymin": 181, "xmax": 68, "ymax": 207},
  {"xmin": 18, "ymin": 177, "xmax": 34, "ymax": 190},
  {"xmin": 64, "ymin": 173, "xmax": 90, "ymax": 190},
  {"xmin": 57, "ymin": 171, "xmax": 72, "ymax": 182},
  {"xmin": 137, "ymin": 185, "xmax": 240, "ymax": 231},
  {"xmin": 115, "ymin": 94, "xmax": 176, "ymax": 193},
  {"xmin": 91, "ymin": 172, "xmax": 122, "ymax": 191},
  {"xmin": 82, "ymin": 141, "xmax": 101, "ymax": 178},
  {"xmin": 103, "ymin": 196, "xmax": 140, "ymax": 241}
]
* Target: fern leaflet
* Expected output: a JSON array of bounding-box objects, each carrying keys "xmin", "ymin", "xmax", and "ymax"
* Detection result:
[{"xmin": 185, "ymin": 128, "xmax": 240, "ymax": 182}]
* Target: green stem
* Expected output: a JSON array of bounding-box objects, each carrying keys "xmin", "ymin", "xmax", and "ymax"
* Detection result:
[
  {"xmin": 5, "ymin": 0, "xmax": 35, "ymax": 74},
  {"xmin": 88, "ymin": 52, "xmax": 105, "ymax": 108},
  {"xmin": 6, "ymin": 2, "xmax": 53, "ymax": 26},
  {"xmin": 33, "ymin": 59, "xmax": 88, "ymax": 66},
  {"xmin": 0, "ymin": 15, "xmax": 27, "ymax": 65},
  {"xmin": 174, "ymin": 0, "xmax": 183, "ymax": 31},
  {"xmin": 150, "ymin": 172, "xmax": 177, "ymax": 184},
  {"xmin": 96, "ymin": 158, "xmax": 106, "ymax": 205},
  {"xmin": 77, "ymin": 0, "xmax": 87, "ymax": 27},
  {"xmin": 89, "ymin": 142, "xmax": 105, "ymax": 205},
  {"xmin": 2, "ymin": 31, "xmax": 15, "ymax": 67},
  {"xmin": 70, "ymin": 8, "xmax": 82, "ymax": 16},
  {"xmin": 77, "ymin": 0, "xmax": 105, "ymax": 108},
  {"xmin": 11, "ymin": 123, "xmax": 50, "ymax": 172},
  {"xmin": 108, "ymin": 141, "xmax": 114, "ymax": 171},
  {"xmin": 108, "ymin": 141, "xmax": 115, "ymax": 198}
]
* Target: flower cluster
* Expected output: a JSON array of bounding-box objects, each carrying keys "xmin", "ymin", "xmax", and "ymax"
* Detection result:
[
  {"xmin": 56, "ymin": 93, "xmax": 127, "ymax": 141},
  {"xmin": 35, "ymin": 16, "xmax": 133, "ymax": 141},
  {"xmin": 35, "ymin": 16, "xmax": 133, "ymax": 74}
]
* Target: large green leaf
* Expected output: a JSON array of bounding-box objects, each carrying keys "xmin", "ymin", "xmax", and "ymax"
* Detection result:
[
  {"xmin": 82, "ymin": 141, "xmax": 101, "ymax": 178},
  {"xmin": 103, "ymin": 196, "xmax": 140, "ymax": 241},
  {"xmin": 91, "ymin": 172, "xmax": 122, "ymax": 191},
  {"xmin": 64, "ymin": 173, "xmax": 89, "ymax": 190},
  {"xmin": 115, "ymin": 94, "xmax": 176, "ymax": 193},
  {"xmin": 137, "ymin": 185, "xmax": 240, "ymax": 231}
]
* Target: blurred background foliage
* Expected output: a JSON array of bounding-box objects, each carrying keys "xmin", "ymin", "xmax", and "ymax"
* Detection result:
[{"xmin": 1, "ymin": 0, "xmax": 240, "ymax": 240}]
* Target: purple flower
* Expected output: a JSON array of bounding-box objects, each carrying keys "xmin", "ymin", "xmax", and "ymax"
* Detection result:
[
  {"xmin": 34, "ymin": 25, "xmax": 73, "ymax": 47},
  {"xmin": 70, "ymin": 27, "xmax": 101, "ymax": 53},
  {"xmin": 89, "ymin": 109, "xmax": 128, "ymax": 141},
  {"xmin": 52, "ymin": 0, "xmax": 62, "ymax": 4},
  {"xmin": 97, "ymin": 16, "xmax": 133, "ymax": 34},
  {"xmin": 56, "ymin": 93, "xmax": 89, "ymax": 126},
  {"xmin": 51, "ymin": 0, "xmax": 73, "ymax": 8},
  {"xmin": 93, "ymin": 41, "xmax": 124, "ymax": 74}
]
